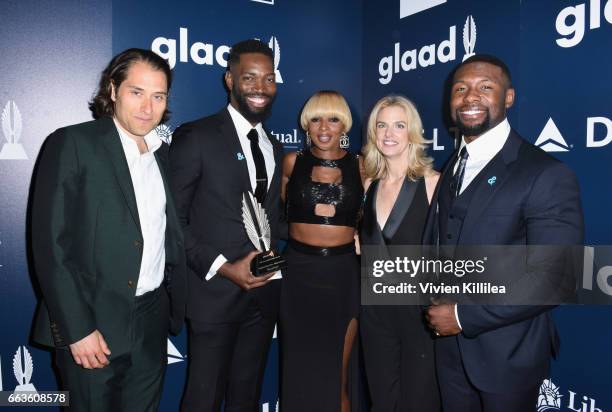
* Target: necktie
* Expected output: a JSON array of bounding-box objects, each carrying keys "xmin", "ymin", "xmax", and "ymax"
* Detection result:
[
  {"xmin": 246, "ymin": 128, "xmax": 268, "ymax": 204},
  {"xmin": 450, "ymin": 146, "xmax": 469, "ymax": 198}
]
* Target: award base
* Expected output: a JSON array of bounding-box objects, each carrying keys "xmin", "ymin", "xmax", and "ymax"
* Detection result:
[{"xmin": 251, "ymin": 251, "xmax": 287, "ymax": 276}]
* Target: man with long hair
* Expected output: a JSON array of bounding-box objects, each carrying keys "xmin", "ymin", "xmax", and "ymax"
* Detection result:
[{"xmin": 31, "ymin": 48, "xmax": 185, "ymax": 411}]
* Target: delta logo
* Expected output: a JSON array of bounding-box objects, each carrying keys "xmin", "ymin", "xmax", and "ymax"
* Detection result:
[
  {"xmin": 378, "ymin": 15, "xmax": 477, "ymax": 85},
  {"xmin": 534, "ymin": 116, "xmax": 612, "ymax": 152}
]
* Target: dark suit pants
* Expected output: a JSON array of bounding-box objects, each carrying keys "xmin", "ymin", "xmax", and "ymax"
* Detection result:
[
  {"xmin": 55, "ymin": 287, "xmax": 169, "ymax": 412},
  {"xmin": 182, "ymin": 299, "xmax": 275, "ymax": 412},
  {"xmin": 361, "ymin": 306, "xmax": 440, "ymax": 412},
  {"xmin": 436, "ymin": 335, "xmax": 539, "ymax": 412}
]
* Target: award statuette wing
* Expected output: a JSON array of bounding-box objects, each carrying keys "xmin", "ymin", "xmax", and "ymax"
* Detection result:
[{"xmin": 241, "ymin": 192, "xmax": 287, "ymax": 276}]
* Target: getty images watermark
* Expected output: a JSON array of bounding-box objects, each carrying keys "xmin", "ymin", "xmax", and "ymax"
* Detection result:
[{"xmin": 361, "ymin": 245, "xmax": 585, "ymax": 306}]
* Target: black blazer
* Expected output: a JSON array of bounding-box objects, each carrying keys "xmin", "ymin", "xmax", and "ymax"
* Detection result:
[
  {"xmin": 423, "ymin": 130, "xmax": 584, "ymax": 392},
  {"xmin": 30, "ymin": 117, "xmax": 186, "ymax": 352},
  {"xmin": 169, "ymin": 108, "xmax": 284, "ymax": 322}
]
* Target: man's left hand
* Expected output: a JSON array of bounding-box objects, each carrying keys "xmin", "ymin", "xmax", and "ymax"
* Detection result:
[{"xmin": 425, "ymin": 299, "xmax": 461, "ymax": 336}]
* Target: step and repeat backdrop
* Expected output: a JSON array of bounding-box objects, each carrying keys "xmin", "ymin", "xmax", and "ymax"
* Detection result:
[
  {"xmin": 362, "ymin": 0, "xmax": 612, "ymax": 410},
  {"xmin": 1, "ymin": 0, "xmax": 610, "ymax": 410},
  {"xmin": 1, "ymin": 0, "xmax": 362, "ymax": 410}
]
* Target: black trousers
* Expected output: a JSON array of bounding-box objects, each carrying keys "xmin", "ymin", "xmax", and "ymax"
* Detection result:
[
  {"xmin": 56, "ymin": 287, "xmax": 169, "ymax": 412},
  {"xmin": 182, "ymin": 298, "xmax": 276, "ymax": 412},
  {"xmin": 361, "ymin": 306, "xmax": 440, "ymax": 412},
  {"xmin": 436, "ymin": 336, "xmax": 540, "ymax": 412}
]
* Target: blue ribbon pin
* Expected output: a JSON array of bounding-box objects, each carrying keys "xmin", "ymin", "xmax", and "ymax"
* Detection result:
[
  {"xmin": 237, "ymin": 152, "xmax": 245, "ymax": 161},
  {"xmin": 487, "ymin": 176, "xmax": 497, "ymax": 186}
]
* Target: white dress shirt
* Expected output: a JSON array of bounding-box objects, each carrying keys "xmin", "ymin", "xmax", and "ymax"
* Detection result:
[
  {"xmin": 452, "ymin": 118, "xmax": 510, "ymax": 328},
  {"xmin": 114, "ymin": 120, "xmax": 167, "ymax": 296},
  {"xmin": 454, "ymin": 118, "xmax": 510, "ymax": 194},
  {"xmin": 205, "ymin": 104, "xmax": 280, "ymax": 281}
]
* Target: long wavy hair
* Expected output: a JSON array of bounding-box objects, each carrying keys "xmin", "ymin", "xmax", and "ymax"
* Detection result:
[
  {"xmin": 89, "ymin": 48, "xmax": 173, "ymax": 122},
  {"xmin": 363, "ymin": 95, "xmax": 433, "ymax": 181}
]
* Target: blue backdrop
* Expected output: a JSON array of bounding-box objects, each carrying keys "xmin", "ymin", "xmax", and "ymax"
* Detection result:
[
  {"xmin": 1, "ymin": 0, "xmax": 610, "ymax": 410},
  {"xmin": 363, "ymin": 1, "xmax": 612, "ymax": 410}
]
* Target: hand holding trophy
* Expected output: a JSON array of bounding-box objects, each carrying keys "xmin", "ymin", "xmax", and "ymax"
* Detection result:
[{"xmin": 242, "ymin": 192, "xmax": 287, "ymax": 276}]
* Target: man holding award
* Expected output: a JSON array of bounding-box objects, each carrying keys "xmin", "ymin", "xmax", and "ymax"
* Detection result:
[{"xmin": 169, "ymin": 39, "xmax": 284, "ymax": 412}]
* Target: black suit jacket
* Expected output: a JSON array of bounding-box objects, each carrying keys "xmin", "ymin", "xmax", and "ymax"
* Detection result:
[
  {"xmin": 423, "ymin": 130, "xmax": 584, "ymax": 392},
  {"xmin": 169, "ymin": 109, "xmax": 284, "ymax": 322},
  {"xmin": 30, "ymin": 117, "xmax": 186, "ymax": 353}
]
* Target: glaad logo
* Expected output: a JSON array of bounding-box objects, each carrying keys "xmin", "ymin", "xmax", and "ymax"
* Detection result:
[
  {"xmin": 268, "ymin": 36, "xmax": 283, "ymax": 83},
  {"xmin": 538, "ymin": 379, "xmax": 563, "ymax": 411},
  {"xmin": 167, "ymin": 338, "xmax": 185, "ymax": 365},
  {"xmin": 152, "ymin": 28, "xmax": 231, "ymax": 69},
  {"xmin": 378, "ymin": 15, "xmax": 477, "ymax": 85},
  {"xmin": 155, "ymin": 124, "xmax": 174, "ymax": 145},
  {"xmin": 555, "ymin": 0, "xmax": 612, "ymax": 48},
  {"xmin": 535, "ymin": 118, "xmax": 571, "ymax": 152},
  {"xmin": 0, "ymin": 100, "xmax": 27, "ymax": 160},
  {"xmin": 151, "ymin": 30, "xmax": 284, "ymax": 83},
  {"xmin": 400, "ymin": 0, "xmax": 447, "ymax": 19},
  {"xmin": 13, "ymin": 346, "xmax": 36, "ymax": 392},
  {"xmin": 462, "ymin": 15, "xmax": 477, "ymax": 61}
]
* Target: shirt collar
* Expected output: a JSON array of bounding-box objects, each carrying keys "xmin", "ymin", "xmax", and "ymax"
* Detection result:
[
  {"xmin": 227, "ymin": 103, "xmax": 264, "ymax": 137},
  {"xmin": 113, "ymin": 118, "xmax": 162, "ymax": 154},
  {"xmin": 459, "ymin": 118, "xmax": 510, "ymax": 162}
]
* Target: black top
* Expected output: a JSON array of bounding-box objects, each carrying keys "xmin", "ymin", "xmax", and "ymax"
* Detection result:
[
  {"xmin": 361, "ymin": 177, "xmax": 429, "ymax": 246},
  {"xmin": 286, "ymin": 150, "xmax": 363, "ymax": 227}
]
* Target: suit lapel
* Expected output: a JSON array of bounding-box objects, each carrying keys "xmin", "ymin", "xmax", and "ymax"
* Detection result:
[
  {"xmin": 459, "ymin": 130, "xmax": 522, "ymax": 241},
  {"xmin": 382, "ymin": 177, "xmax": 420, "ymax": 240},
  {"xmin": 99, "ymin": 117, "xmax": 141, "ymax": 234},
  {"xmin": 154, "ymin": 146, "xmax": 178, "ymax": 229},
  {"xmin": 217, "ymin": 109, "xmax": 251, "ymax": 194}
]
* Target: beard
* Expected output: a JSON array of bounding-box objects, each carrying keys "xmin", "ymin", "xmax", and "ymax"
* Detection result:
[
  {"xmin": 454, "ymin": 110, "xmax": 492, "ymax": 138},
  {"xmin": 231, "ymin": 84, "xmax": 275, "ymax": 124}
]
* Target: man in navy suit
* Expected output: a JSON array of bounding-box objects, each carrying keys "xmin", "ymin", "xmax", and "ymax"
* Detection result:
[{"xmin": 424, "ymin": 55, "xmax": 583, "ymax": 411}]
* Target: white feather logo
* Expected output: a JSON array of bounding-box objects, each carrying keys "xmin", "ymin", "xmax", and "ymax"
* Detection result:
[
  {"xmin": 0, "ymin": 100, "xmax": 28, "ymax": 159},
  {"xmin": 462, "ymin": 15, "xmax": 477, "ymax": 61},
  {"xmin": 12, "ymin": 346, "xmax": 36, "ymax": 392},
  {"xmin": 242, "ymin": 192, "xmax": 271, "ymax": 252},
  {"xmin": 2, "ymin": 100, "xmax": 22, "ymax": 144},
  {"xmin": 268, "ymin": 36, "xmax": 283, "ymax": 84},
  {"xmin": 155, "ymin": 123, "xmax": 174, "ymax": 145}
]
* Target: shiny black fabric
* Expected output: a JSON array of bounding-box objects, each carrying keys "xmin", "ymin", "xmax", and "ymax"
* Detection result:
[{"xmin": 286, "ymin": 150, "xmax": 363, "ymax": 227}]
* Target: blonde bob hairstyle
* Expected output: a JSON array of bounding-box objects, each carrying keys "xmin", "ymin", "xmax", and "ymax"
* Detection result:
[
  {"xmin": 299, "ymin": 90, "xmax": 352, "ymax": 133},
  {"xmin": 363, "ymin": 95, "xmax": 433, "ymax": 181}
]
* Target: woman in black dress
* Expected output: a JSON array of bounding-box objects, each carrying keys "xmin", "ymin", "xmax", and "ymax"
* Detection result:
[
  {"xmin": 360, "ymin": 95, "xmax": 441, "ymax": 411},
  {"xmin": 280, "ymin": 90, "xmax": 363, "ymax": 412}
]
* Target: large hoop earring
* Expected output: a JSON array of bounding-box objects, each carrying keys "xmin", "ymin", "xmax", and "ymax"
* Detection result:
[
  {"xmin": 339, "ymin": 133, "xmax": 349, "ymax": 149},
  {"xmin": 306, "ymin": 131, "xmax": 311, "ymax": 147}
]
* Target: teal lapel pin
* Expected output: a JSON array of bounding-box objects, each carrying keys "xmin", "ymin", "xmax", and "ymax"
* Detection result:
[
  {"xmin": 237, "ymin": 152, "xmax": 245, "ymax": 161},
  {"xmin": 487, "ymin": 176, "xmax": 497, "ymax": 186}
]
